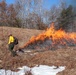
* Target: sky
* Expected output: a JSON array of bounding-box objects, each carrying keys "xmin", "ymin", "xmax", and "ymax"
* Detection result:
[
  {"xmin": 6, "ymin": 0, "xmax": 60, "ymax": 5},
  {"xmin": 6, "ymin": 0, "xmax": 60, "ymax": 9},
  {"xmin": 43, "ymin": 0, "xmax": 60, "ymax": 9},
  {"xmin": 6, "ymin": 0, "xmax": 15, "ymax": 4},
  {"xmin": 6, "ymin": 0, "xmax": 75, "ymax": 10}
]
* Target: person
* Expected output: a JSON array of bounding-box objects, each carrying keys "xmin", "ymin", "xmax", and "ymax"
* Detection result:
[{"xmin": 8, "ymin": 34, "xmax": 17, "ymax": 57}]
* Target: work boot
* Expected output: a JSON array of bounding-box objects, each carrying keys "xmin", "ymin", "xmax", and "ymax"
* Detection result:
[
  {"xmin": 12, "ymin": 51, "xmax": 18, "ymax": 57},
  {"xmin": 18, "ymin": 48, "xmax": 24, "ymax": 53}
]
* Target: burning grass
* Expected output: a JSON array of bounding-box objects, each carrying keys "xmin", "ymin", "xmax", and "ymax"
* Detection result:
[{"xmin": 20, "ymin": 23, "xmax": 76, "ymax": 50}]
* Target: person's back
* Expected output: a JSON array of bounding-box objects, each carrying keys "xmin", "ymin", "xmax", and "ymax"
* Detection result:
[{"xmin": 13, "ymin": 37, "xmax": 18, "ymax": 45}]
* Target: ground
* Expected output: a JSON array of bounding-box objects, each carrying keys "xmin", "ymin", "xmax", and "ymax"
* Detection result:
[{"xmin": 0, "ymin": 26, "xmax": 76, "ymax": 75}]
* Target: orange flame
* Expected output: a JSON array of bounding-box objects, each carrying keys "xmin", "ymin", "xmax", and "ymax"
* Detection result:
[{"xmin": 21, "ymin": 23, "xmax": 76, "ymax": 49}]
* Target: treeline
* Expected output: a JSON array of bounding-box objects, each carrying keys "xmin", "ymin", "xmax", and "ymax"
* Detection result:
[{"xmin": 0, "ymin": 0, "xmax": 76, "ymax": 31}]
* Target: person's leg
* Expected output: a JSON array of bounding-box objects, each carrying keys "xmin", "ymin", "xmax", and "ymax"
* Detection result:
[
  {"xmin": 14, "ymin": 44, "xmax": 19, "ymax": 51},
  {"xmin": 9, "ymin": 43, "xmax": 16, "ymax": 56}
]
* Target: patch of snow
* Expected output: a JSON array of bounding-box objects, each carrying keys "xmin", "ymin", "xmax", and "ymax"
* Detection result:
[
  {"xmin": 30, "ymin": 53, "xmax": 38, "ymax": 56},
  {"xmin": 0, "ymin": 60, "xmax": 2, "ymax": 63},
  {"xmin": 0, "ymin": 65, "xmax": 65, "ymax": 75},
  {"xmin": 24, "ymin": 50, "xmax": 31, "ymax": 52},
  {"xmin": 31, "ymin": 65, "xmax": 65, "ymax": 75}
]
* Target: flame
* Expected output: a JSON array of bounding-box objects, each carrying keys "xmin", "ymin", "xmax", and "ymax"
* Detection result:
[{"xmin": 21, "ymin": 23, "xmax": 76, "ymax": 49}]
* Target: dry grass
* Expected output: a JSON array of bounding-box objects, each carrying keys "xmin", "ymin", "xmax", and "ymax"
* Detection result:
[{"xmin": 0, "ymin": 26, "xmax": 76, "ymax": 75}]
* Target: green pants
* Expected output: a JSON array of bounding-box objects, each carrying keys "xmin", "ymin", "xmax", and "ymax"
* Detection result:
[{"xmin": 9, "ymin": 43, "xmax": 16, "ymax": 56}]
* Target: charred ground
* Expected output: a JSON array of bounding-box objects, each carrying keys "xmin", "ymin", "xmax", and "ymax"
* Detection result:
[{"xmin": 0, "ymin": 26, "xmax": 76, "ymax": 75}]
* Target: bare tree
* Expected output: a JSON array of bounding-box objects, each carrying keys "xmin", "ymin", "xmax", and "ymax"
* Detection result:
[
  {"xmin": 0, "ymin": 0, "xmax": 7, "ymax": 26},
  {"xmin": 0, "ymin": 0, "xmax": 21, "ymax": 27},
  {"xmin": 14, "ymin": 0, "xmax": 44, "ymax": 28},
  {"xmin": 59, "ymin": 0, "xmax": 67, "ymax": 9},
  {"xmin": 44, "ymin": 5, "xmax": 61, "ymax": 29},
  {"xmin": 33, "ymin": 0, "xmax": 43, "ymax": 15},
  {"xmin": 14, "ymin": 0, "xmax": 32, "ymax": 27}
]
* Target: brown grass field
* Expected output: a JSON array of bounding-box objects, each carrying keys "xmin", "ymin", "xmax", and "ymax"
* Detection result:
[{"xmin": 0, "ymin": 26, "xmax": 76, "ymax": 75}]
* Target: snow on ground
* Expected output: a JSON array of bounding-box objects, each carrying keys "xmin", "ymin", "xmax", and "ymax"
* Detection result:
[{"xmin": 0, "ymin": 65, "xmax": 65, "ymax": 75}]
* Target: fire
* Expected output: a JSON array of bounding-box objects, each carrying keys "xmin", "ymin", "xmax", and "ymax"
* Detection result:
[{"xmin": 21, "ymin": 23, "xmax": 76, "ymax": 49}]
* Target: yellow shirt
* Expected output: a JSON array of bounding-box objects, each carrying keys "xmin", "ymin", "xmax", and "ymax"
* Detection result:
[{"xmin": 8, "ymin": 36, "xmax": 14, "ymax": 44}]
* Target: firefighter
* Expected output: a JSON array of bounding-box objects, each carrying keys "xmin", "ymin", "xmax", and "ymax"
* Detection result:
[{"xmin": 8, "ymin": 34, "xmax": 17, "ymax": 57}]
